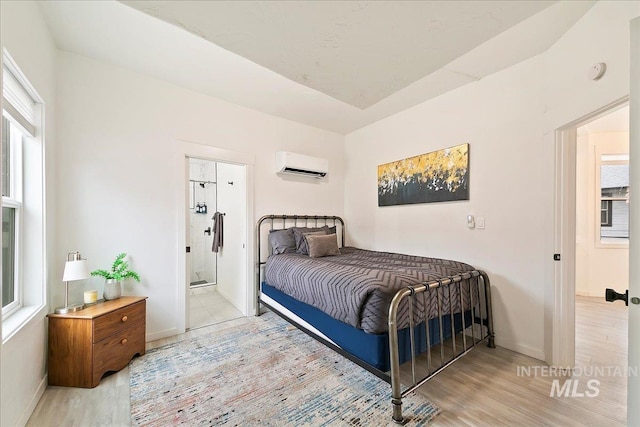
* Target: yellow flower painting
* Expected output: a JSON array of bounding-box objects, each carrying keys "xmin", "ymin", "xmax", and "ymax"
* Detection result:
[{"xmin": 377, "ymin": 143, "xmax": 469, "ymax": 206}]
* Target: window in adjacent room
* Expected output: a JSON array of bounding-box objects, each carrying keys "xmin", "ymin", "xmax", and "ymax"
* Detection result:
[
  {"xmin": 2, "ymin": 49, "xmax": 45, "ymax": 332},
  {"xmin": 598, "ymin": 154, "xmax": 629, "ymax": 244}
]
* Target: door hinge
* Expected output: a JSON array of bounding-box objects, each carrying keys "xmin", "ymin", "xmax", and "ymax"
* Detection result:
[
  {"xmin": 186, "ymin": 246, "xmax": 191, "ymax": 253},
  {"xmin": 553, "ymin": 254, "xmax": 561, "ymax": 261}
]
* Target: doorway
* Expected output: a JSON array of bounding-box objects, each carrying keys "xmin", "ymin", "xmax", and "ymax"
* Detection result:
[
  {"xmin": 176, "ymin": 141, "xmax": 255, "ymax": 335},
  {"xmin": 554, "ymin": 97, "xmax": 629, "ymax": 367},
  {"xmin": 573, "ymin": 105, "xmax": 629, "ymax": 421},
  {"xmin": 575, "ymin": 106, "xmax": 630, "ymax": 300},
  {"xmin": 187, "ymin": 158, "xmax": 245, "ymax": 329}
]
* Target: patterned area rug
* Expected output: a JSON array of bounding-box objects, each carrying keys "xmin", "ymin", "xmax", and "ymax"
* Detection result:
[{"xmin": 130, "ymin": 313, "xmax": 439, "ymax": 426}]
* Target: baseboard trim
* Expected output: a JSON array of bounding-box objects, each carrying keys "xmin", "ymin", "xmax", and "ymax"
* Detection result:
[
  {"xmin": 17, "ymin": 374, "xmax": 47, "ymax": 427},
  {"xmin": 216, "ymin": 287, "xmax": 245, "ymax": 315},
  {"xmin": 146, "ymin": 328, "xmax": 180, "ymax": 343},
  {"xmin": 495, "ymin": 337, "xmax": 546, "ymax": 362}
]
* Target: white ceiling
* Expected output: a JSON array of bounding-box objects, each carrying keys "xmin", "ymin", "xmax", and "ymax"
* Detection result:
[
  {"xmin": 37, "ymin": 1, "xmax": 595, "ymax": 134},
  {"xmin": 121, "ymin": 0, "xmax": 554, "ymax": 109}
]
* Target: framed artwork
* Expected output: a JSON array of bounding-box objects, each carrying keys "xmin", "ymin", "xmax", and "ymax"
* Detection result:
[{"xmin": 377, "ymin": 143, "xmax": 469, "ymax": 206}]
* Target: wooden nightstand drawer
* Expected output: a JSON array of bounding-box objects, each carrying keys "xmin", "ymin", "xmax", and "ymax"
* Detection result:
[
  {"xmin": 48, "ymin": 296, "xmax": 147, "ymax": 388},
  {"xmin": 93, "ymin": 300, "xmax": 145, "ymax": 343},
  {"xmin": 92, "ymin": 321, "xmax": 145, "ymax": 387}
]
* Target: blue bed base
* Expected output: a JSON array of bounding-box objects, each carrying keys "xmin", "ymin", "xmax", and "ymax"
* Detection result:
[{"xmin": 262, "ymin": 282, "xmax": 471, "ymax": 372}]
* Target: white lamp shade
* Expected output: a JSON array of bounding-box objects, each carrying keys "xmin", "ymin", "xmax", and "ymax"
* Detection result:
[{"xmin": 62, "ymin": 259, "xmax": 90, "ymax": 281}]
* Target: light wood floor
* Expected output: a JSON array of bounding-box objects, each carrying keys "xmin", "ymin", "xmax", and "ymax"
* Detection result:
[
  {"xmin": 421, "ymin": 295, "xmax": 628, "ymax": 426},
  {"xmin": 26, "ymin": 296, "xmax": 627, "ymax": 426}
]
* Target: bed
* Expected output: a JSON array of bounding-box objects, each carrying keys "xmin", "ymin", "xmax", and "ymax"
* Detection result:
[{"xmin": 255, "ymin": 215, "xmax": 495, "ymax": 423}]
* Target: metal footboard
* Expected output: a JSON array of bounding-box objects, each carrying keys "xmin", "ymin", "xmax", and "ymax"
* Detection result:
[{"xmin": 388, "ymin": 271, "xmax": 495, "ymax": 423}]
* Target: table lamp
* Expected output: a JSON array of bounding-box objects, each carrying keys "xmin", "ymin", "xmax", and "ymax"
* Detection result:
[{"xmin": 54, "ymin": 251, "xmax": 90, "ymax": 314}]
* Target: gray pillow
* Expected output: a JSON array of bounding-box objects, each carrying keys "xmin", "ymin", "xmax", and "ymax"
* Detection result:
[
  {"xmin": 297, "ymin": 231, "xmax": 326, "ymax": 255},
  {"xmin": 292, "ymin": 226, "xmax": 330, "ymax": 254},
  {"xmin": 268, "ymin": 228, "xmax": 296, "ymax": 254},
  {"xmin": 306, "ymin": 233, "xmax": 341, "ymax": 258}
]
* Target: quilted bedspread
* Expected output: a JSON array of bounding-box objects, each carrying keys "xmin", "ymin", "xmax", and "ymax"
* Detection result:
[{"xmin": 264, "ymin": 247, "xmax": 480, "ymax": 334}]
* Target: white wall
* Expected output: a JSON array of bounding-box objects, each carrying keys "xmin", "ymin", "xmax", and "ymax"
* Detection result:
[
  {"xmin": 0, "ymin": 1, "xmax": 57, "ymax": 426},
  {"xmin": 344, "ymin": 1, "xmax": 640, "ymax": 361},
  {"xmin": 216, "ymin": 162, "xmax": 247, "ymax": 313},
  {"xmin": 346, "ymin": 56, "xmax": 549, "ymax": 359},
  {"xmin": 55, "ymin": 51, "xmax": 345, "ymax": 341},
  {"xmin": 576, "ymin": 131, "xmax": 629, "ymax": 297}
]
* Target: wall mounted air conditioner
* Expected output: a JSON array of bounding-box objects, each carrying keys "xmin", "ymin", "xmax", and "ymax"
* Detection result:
[{"xmin": 275, "ymin": 151, "xmax": 328, "ymax": 179}]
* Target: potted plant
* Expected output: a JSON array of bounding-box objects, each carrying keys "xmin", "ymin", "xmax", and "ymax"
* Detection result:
[{"xmin": 91, "ymin": 253, "xmax": 141, "ymax": 300}]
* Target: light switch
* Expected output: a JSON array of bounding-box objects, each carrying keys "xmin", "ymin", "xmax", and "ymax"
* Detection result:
[
  {"xmin": 467, "ymin": 215, "xmax": 475, "ymax": 229},
  {"xmin": 477, "ymin": 217, "xmax": 485, "ymax": 229}
]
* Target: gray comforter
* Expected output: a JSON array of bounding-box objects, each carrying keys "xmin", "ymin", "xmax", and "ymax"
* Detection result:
[{"xmin": 264, "ymin": 247, "xmax": 479, "ymax": 334}]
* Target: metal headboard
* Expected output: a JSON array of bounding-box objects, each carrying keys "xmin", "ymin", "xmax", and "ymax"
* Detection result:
[{"xmin": 255, "ymin": 215, "xmax": 345, "ymax": 315}]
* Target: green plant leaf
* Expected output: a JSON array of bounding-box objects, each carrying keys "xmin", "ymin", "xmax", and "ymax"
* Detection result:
[{"xmin": 91, "ymin": 253, "xmax": 141, "ymax": 282}]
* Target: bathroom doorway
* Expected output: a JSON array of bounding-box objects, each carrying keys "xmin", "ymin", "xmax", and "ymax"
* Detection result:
[{"xmin": 188, "ymin": 157, "xmax": 245, "ymax": 329}]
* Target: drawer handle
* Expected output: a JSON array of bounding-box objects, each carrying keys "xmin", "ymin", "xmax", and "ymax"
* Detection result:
[
  {"xmin": 121, "ymin": 338, "xmax": 128, "ymax": 345},
  {"xmin": 121, "ymin": 316, "xmax": 128, "ymax": 322}
]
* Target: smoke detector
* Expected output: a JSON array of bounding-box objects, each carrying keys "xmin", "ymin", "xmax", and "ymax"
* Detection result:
[{"xmin": 588, "ymin": 63, "xmax": 606, "ymax": 80}]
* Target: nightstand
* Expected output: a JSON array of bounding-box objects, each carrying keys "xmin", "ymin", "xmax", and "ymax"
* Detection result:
[{"xmin": 47, "ymin": 296, "xmax": 147, "ymax": 388}]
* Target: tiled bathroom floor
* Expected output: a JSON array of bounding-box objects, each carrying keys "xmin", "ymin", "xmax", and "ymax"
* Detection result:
[{"xmin": 189, "ymin": 285, "xmax": 244, "ymax": 329}]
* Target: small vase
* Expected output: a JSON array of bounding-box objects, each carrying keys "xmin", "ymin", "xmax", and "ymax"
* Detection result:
[{"xmin": 103, "ymin": 279, "xmax": 122, "ymax": 300}]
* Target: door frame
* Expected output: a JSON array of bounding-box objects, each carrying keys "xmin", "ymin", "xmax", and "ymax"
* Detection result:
[
  {"xmin": 553, "ymin": 97, "xmax": 629, "ymax": 368},
  {"xmin": 175, "ymin": 140, "xmax": 255, "ymax": 333},
  {"xmin": 628, "ymin": 16, "xmax": 639, "ymax": 425}
]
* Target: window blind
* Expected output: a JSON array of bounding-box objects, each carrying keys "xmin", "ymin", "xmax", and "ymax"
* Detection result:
[{"xmin": 2, "ymin": 67, "xmax": 36, "ymax": 137}]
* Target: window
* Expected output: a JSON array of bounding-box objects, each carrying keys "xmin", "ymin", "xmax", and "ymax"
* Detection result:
[
  {"xmin": 598, "ymin": 154, "xmax": 629, "ymax": 244},
  {"xmin": 2, "ymin": 49, "xmax": 44, "ymax": 329},
  {"xmin": 600, "ymin": 200, "xmax": 612, "ymax": 227},
  {"xmin": 1, "ymin": 117, "xmax": 22, "ymax": 316}
]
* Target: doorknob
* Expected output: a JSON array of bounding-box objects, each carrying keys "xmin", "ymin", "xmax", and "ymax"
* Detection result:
[
  {"xmin": 605, "ymin": 288, "xmax": 628, "ymax": 306},
  {"xmin": 204, "ymin": 227, "xmax": 211, "ymax": 236}
]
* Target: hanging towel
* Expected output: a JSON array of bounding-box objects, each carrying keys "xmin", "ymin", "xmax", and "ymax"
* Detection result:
[{"xmin": 212, "ymin": 212, "xmax": 224, "ymax": 253}]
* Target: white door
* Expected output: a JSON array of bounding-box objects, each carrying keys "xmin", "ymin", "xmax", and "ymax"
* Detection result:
[
  {"xmin": 628, "ymin": 16, "xmax": 639, "ymax": 426},
  {"xmin": 215, "ymin": 162, "xmax": 247, "ymax": 315},
  {"xmin": 184, "ymin": 157, "xmax": 192, "ymax": 329}
]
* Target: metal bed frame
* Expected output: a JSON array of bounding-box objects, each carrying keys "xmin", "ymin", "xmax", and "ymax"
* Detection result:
[{"xmin": 256, "ymin": 214, "xmax": 495, "ymax": 423}]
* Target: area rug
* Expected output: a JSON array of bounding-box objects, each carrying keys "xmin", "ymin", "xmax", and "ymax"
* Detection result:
[{"xmin": 130, "ymin": 313, "xmax": 440, "ymax": 426}]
